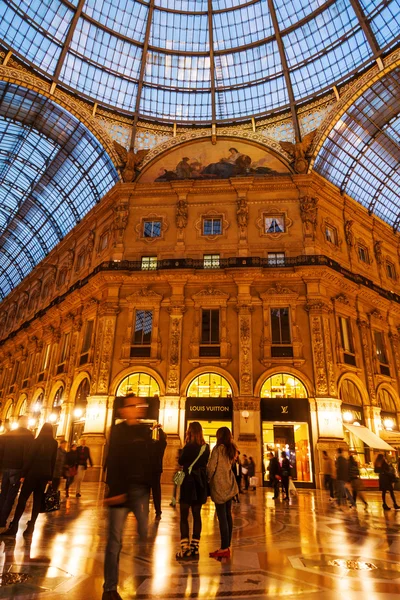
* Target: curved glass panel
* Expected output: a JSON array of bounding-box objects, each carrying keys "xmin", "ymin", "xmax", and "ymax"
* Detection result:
[
  {"xmin": 339, "ymin": 379, "xmax": 363, "ymax": 406},
  {"xmin": 1, "ymin": 0, "xmax": 398, "ymax": 122},
  {"xmin": 0, "ymin": 82, "xmax": 118, "ymax": 299},
  {"xmin": 117, "ymin": 372, "xmax": 160, "ymax": 397},
  {"xmin": 261, "ymin": 374, "xmax": 307, "ymax": 398},
  {"xmin": 187, "ymin": 373, "xmax": 232, "ymax": 398},
  {"xmin": 18, "ymin": 397, "xmax": 27, "ymax": 416},
  {"xmin": 379, "ymin": 388, "xmax": 397, "ymax": 413},
  {"xmin": 314, "ymin": 67, "xmax": 400, "ymax": 229}
]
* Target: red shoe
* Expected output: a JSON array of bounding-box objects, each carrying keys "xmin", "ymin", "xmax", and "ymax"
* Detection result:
[{"xmin": 209, "ymin": 548, "xmax": 230, "ymax": 558}]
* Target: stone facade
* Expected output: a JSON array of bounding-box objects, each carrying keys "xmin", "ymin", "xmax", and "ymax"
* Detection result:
[{"xmin": 1, "ymin": 167, "xmax": 400, "ymax": 486}]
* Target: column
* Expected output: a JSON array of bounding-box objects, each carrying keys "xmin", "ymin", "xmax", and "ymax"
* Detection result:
[{"xmin": 357, "ymin": 318, "xmax": 377, "ymax": 405}]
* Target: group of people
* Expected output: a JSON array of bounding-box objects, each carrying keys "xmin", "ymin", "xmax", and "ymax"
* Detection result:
[
  {"xmin": 267, "ymin": 451, "xmax": 293, "ymax": 501},
  {"xmin": 322, "ymin": 448, "xmax": 400, "ymax": 511},
  {"xmin": 232, "ymin": 453, "xmax": 256, "ymax": 500},
  {"xmin": 0, "ymin": 415, "xmax": 93, "ymax": 538}
]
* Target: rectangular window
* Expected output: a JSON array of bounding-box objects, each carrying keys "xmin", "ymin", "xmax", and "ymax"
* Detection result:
[
  {"xmin": 77, "ymin": 251, "xmax": 86, "ymax": 270},
  {"xmin": 41, "ymin": 344, "xmax": 51, "ymax": 371},
  {"xmin": 203, "ymin": 217, "xmax": 222, "ymax": 236},
  {"xmin": 267, "ymin": 252, "xmax": 285, "ymax": 266},
  {"xmin": 200, "ymin": 309, "xmax": 220, "ymax": 357},
  {"xmin": 143, "ymin": 220, "xmax": 161, "ymax": 238},
  {"xmin": 80, "ymin": 320, "xmax": 94, "ymax": 365},
  {"xmin": 270, "ymin": 307, "xmax": 293, "ymax": 358},
  {"xmin": 11, "ymin": 360, "xmax": 19, "ymax": 386},
  {"xmin": 24, "ymin": 353, "xmax": 33, "ymax": 378},
  {"xmin": 375, "ymin": 331, "xmax": 388, "ymax": 365},
  {"xmin": 265, "ymin": 216, "xmax": 285, "ymax": 234},
  {"xmin": 386, "ymin": 261, "xmax": 396, "ymax": 280},
  {"xmin": 358, "ymin": 245, "xmax": 369, "ymax": 263},
  {"xmin": 203, "ymin": 254, "xmax": 220, "ymax": 269},
  {"xmin": 325, "ymin": 225, "xmax": 337, "ymax": 245},
  {"xmin": 131, "ymin": 310, "xmax": 153, "ymax": 357},
  {"xmin": 339, "ymin": 316, "xmax": 356, "ymax": 365},
  {"xmin": 57, "ymin": 332, "xmax": 71, "ymax": 373},
  {"xmin": 141, "ymin": 256, "xmax": 158, "ymax": 270},
  {"xmin": 99, "ymin": 231, "xmax": 109, "ymax": 251}
]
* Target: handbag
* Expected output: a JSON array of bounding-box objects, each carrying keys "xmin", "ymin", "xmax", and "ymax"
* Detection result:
[
  {"xmin": 173, "ymin": 444, "xmax": 206, "ymax": 487},
  {"xmin": 40, "ymin": 485, "xmax": 61, "ymax": 513}
]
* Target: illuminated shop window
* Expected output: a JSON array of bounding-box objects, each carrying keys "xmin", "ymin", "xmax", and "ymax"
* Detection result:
[
  {"xmin": 187, "ymin": 373, "xmax": 232, "ymax": 398},
  {"xmin": 265, "ymin": 216, "xmax": 285, "ymax": 234},
  {"xmin": 117, "ymin": 372, "xmax": 160, "ymax": 397},
  {"xmin": 261, "ymin": 374, "xmax": 307, "ymax": 399},
  {"xmin": 141, "ymin": 256, "xmax": 158, "ymax": 270}
]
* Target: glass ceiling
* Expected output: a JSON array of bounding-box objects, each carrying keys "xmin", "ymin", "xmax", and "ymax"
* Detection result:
[
  {"xmin": 0, "ymin": 82, "xmax": 118, "ymax": 299},
  {"xmin": 314, "ymin": 66, "xmax": 400, "ymax": 230},
  {"xmin": 0, "ymin": 0, "xmax": 399, "ymax": 123}
]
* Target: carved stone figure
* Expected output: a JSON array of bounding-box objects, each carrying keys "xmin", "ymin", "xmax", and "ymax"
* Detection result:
[
  {"xmin": 236, "ymin": 197, "xmax": 249, "ymax": 229},
  {"xmin": 374, "ymin": 240, "xmax": 383, "ymax": 265},
  {"xmin": 299, "ymin": 196, "xmax": 318, "ymax": 239},
  {"xmin": 66, "ymin": 248, "xmax": 75, "ymax": 270},
  {"xmin": 112, "ymin": 203, "xmax": 129, "ymax": 244},
  {"xmin": 113, "ymin": 141, "xmax": 150, "ymax": 183},
  {"xmin": 279, "ymin": 131, "xmax": 316, "ymax": 174},
  {"xmin": 176, "ymin": 199, "xmax": 188, "ymax": 230},
  {"xmin": 344, "ymin": 220, "xmax": 354, "ymax": 247}
]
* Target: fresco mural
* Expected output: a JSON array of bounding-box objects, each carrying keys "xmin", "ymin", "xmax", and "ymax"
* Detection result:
[{"xmin": 139, "ymin": 140, "xmax": 290, "ymax": 183}]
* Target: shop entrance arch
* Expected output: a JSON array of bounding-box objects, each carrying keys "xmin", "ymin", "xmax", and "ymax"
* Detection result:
[
  {"xmin": 70, "ymin": 378, "xmax": 90, "ymax": 446},
  {"xmin": 260, "ymin": 373, "xmax": 313, "ymax": 486},
  {"xmin": 115, "ymin": 372, "xmax": 160, "ymax": 425},
  {"xmin": 186, "ymin": 372, "xmax": 233, "ymax": 450}
]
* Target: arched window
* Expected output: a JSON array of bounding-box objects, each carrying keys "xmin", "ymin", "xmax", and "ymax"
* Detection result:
[
  {"xmin": 32, "ymin": 392, "xmax": 43, "ymax": 414},
  {"xmin": 18, "ymin": 397, "xmax": 27, "ymax": 416},
  {"xmin": 187, "ymin": 373, "xmax": 232, "ymax": 398},
  {"xmin": 5, "ymin": 402, "xmax": 14, "ymax": 420},
  {"xmin": 261, "ymin": 374, "xmax": 307, "ymax": 399},
  {"xmin": 378, "ymin": 388, "xmax": 397, "ymax": 413},
  {"xmin": 339, "ymin": 379, "xmax": 363, "ymax": 405},
  {"xmin": 117, "ymin": 373, "xmax": 160, "ymax": 397},
  {"xmin": 76, "ymin": 378, "xmax": 90, "ymax": 405},
  {"xmin": 52, "ymin": 386, "xmax": 64, "ymax": 408}
]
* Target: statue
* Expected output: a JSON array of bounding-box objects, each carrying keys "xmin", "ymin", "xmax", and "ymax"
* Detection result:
[
  {"xmin": 374, "ymin": 240, "xmax": 383, "ymax": 265},
  {"xmin": 113, "ymin": 141, "xmax": 150, "ymax": 183},
  {"xmin": 299, "ymin": 196, "xmax": 318, "ymax": 239},
  {"xmin": 236, "ymin": 197, "xmax": 248, "ymax": 229},
  {"xmin": 176, "ymin": 199, "xmax": 188, "ymax": 230},
  {"xmin": 344, "ymin": 220, "xmax": 354, "ymax": 247},
  {"xmin": 279, "ymin": 131, "xmax": 316, "ymax": 174}
]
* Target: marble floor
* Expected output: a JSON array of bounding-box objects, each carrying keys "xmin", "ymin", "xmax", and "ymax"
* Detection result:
[{"xmin": 0, "ymin": 484, "xmax": 400, "ymax": 599}]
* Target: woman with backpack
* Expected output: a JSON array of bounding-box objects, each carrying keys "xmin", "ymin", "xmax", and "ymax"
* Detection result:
[
  {"xmin": 207, "ymin": 427, "xmax": 238, "ymax": 559},
  {"xmin": 175, "ymin": 422, "xmax": 210, "ymax": 560}
]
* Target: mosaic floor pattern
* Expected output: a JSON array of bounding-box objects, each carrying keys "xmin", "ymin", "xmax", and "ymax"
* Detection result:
[{"xmin": 0, "ymin": 484, "xmax": 400, "ymax": 599}]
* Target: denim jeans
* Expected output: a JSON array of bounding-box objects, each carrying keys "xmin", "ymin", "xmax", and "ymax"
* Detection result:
[
  {"xmin": 336, "ymin": 480, "xmax": 354, "ymax": 506},
  {"xmin": 215, "ymin": 500, "xmax": 233, "ymax": 549},
  {"xmin": 0, "ymin": 469, "xmax": 22, "ymax": 526},
  {"xmin": 103, "ymin": 484, "xmax": 150, "ymax": 592}
]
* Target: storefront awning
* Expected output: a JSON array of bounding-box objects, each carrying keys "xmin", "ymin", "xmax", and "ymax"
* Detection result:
[
  {"xmin": 344, "ymin": 424, "xmax": 395, "ymax": 451},
  {"xmin": 380, "ymin": 430, "xmax": 400, "ymax": 448}
]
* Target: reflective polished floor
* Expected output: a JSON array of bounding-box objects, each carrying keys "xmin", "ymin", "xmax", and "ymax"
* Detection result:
[{"xmin": 1, "ymin": 483, "xmax": 400, "ymax": 599}]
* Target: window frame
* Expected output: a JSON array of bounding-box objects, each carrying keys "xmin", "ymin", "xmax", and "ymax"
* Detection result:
[
  {"xmin": 267, "ymin": 252, "xmax": 285, "ymax": 266},
  {"xmin": 141, "ymin": 256, "xmax": 158, "ymax": 271},
  {"xmin": 202, "ymin": 217, "xmax": 222, "ymax": 237},
  {"xmin": 325, "ymin": 224, "xmax": 338, "ymax": 245},
  {"xmin": 203, "ymin": 254, "xmax": 220, "ymax": 269},
  {"xmin": 264, "ymin": 215, "xmax": 285, "ymax": 234},
  {"xmin": 358, "ymin": 244, "xmax": 369, "ymax": 264},
  {"xmin": 386, "ymin": 261, "xmax": 396, "ymax": 280},
  {"xmin": 143, "ymin": 219, "xmax": 162, "ymax": 238}
]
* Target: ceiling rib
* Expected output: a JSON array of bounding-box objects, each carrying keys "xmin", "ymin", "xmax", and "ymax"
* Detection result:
[{"xmin": 52, "ymin": 0, "xmax": 86, "ymax": 82}]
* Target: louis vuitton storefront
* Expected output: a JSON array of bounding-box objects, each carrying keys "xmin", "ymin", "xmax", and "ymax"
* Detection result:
[{"xmin": 261, "ymin": 374, "xmax": 314, "ymax": 488}]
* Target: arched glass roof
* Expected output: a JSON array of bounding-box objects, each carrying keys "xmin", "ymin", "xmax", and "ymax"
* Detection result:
[
  {"xmin": 314, "ymin": 66, "xmax": 400, "ymax": 230},
  {"xmin": 0, "ymin": 82, "xmax": 118, "ymax": 298},
  {"xmin": 0, "ymin": 0, "xmax": 399, "ymax": 124}
]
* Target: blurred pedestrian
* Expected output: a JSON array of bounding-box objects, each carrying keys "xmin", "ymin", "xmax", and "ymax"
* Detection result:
[
  {"xmin": 248, "ymin": 456, "xmax": 256, "ymax": 490},
  {"xmin": 65, "ymin": 443, "xmax": 78, "ymax": 498},
  {"xmin": 268, "ymin": 452, "xmax": 281, "ymax": 499},
  {"xmin": 75, "ymin": 439, "xmax": 93, "ymax": 497},
  {"xmin": 52, "ymin": 439, "xmax": 67, "ymax": 492},
  {"xmin": 242, "ymin": 454, "xmax": 249, "ymax": 491},
  {"xmin": 232, "ymin": 452, "xmax": 242, "ymax": 502},
  {"xmin": 374, "ymin": 453, "xmax": 400, "ymax": 511},
  {"xmin": 348, "ymin": 452, "xmax": 368, "ymax": 510},
  {"xmin": 150, "ymin": 424, "xmax": 167, "ymax": 520},
  {"xmin": 281, "ymin": 451, "xmax": 291, "ymax": 501},
  {"xmin": 321, "ymin": 450, "xmax": 335, "ymax": 501}
]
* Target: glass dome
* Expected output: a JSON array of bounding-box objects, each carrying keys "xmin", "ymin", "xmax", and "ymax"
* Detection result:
[{"xmin": 1, "ymin": 0, "xmax": 399, "ymax": 123}]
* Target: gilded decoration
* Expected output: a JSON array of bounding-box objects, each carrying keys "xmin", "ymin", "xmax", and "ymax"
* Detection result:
[
  {"xmin": 238, "ymin": 308, "xmax": 253, "ymax": 395},
  {"xmin": 166, "ymin": 311, "xmax": 184, "ymax": 395},
  {"xmin": 310, "ymin": 315, "xmax": 329, "ymax": 396},
  {"xmin": 113, "ymin": 142, "xmax": 150, "ymax": 182},
  {"xmin": 333, "ymin": 293, "xmax": 349, "ymax": 305},
  {"xmin": 97, "ymin": 317, "xmax": 117, "ymax": 394},
  {"xmin": 112, "ymin": 203, "xmax": 129, "ymax": 246},
  {"xmin": 279, "ymin": 130, "xmax": 316, "ymax": 174},
  {"xmin": 323, "ymin": 315, "xmax": 337, "ymax": 396},
  {"xmin": 299, "ymin": 196, "xmax": 318, "ymax": 240},
  {"xmin": 236, "ymin": 197, "xmax": 249, "ymax": 232}
]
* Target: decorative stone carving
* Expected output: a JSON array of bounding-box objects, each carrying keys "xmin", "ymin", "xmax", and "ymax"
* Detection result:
[
  {"xmin": 369, "ymin": 308, "xmax": 383, "ymax": 320},
  {"xmin": 310, "ymin": 315, "xmax": 329, "ymax": 395},
  {"xmin": 236, "ymin": 197, "xmax": 249, "ymax": 230},
  {"xmin": 66, "ymin": 248, "xmax": 75, "ymax": 270},
  {"xmin": 86, "ymin": 229, "xmax": 95, "ymax": 265},
  {"xmin": 333, "ymin": 293, "xmax": 349, "ymax": 305},
  {"xmin": 238, "ymin": 309, "xmax": 253, "ymax": 395},
  {"xmin": 279, "ymin": 131, "xmax": 316, "ymax": 173},
  {"xmin": 344, "ymin": 220, "xmax": 354, "ymax": 247},
  {"xmin": 357, "ymin": 319, "xmax": 377, "ymax": 404},
  {"xmin": 299, "ymin": 196, "xmax": 318, "ymax": 240},
  {"xmin": 374, "ymin": 240, "xmax": 383, "ymax": 265},
  {"xmin": 113, "ymin": 141, "xmax": 150, "ymax": 182},
  {"xmin": 166, "ymin": 311, "xmax": 184, "ymax": 394},
  {"xmin": 97, "ymin": 317, "xmax": 116, "ymax": 394},
  {"xmin": 265, "ymin": 283, "xmax": 294, "ymax": 295},
  {"xmin": 192, "ymin": 287, "xmax": 230, "ymax": 301},
  {"xmin": 323, "ymin": 315, "xmax": 336, "ymax": 396},
  {"xmin": 176, "ymin": 199, "xmax": 188, "ymax": 230},
  {"xmin": 112, "ymin": 203, "xmax": 129, "ymax": 245}
]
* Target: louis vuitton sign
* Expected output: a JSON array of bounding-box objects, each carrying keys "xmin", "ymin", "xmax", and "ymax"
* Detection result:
[
  {"xmin": 261, "ymin": 397, "xmax": 310, "ymax": 422},
  {"xmin": 186, "ymin": 397, "xmax": 233, "ymax": 421}
]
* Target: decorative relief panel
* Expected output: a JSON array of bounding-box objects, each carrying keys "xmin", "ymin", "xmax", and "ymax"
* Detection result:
[
  {"xmin": 166, "ymin": 308, "xmax": 184, "ymax": 395},
  {"xmin": 300, "ymin": 196, "xmax": 318, "ymax": 240},
  {"xmin": 310, "ymin": 315, "xmax": 329, "ymax": 396},
  {"xmin": 238, "ymin": 307, "xmax": 253, "ymax": 395},
  {"xmin": 357, "ymin": 319, "xmax": 377, "ymax": 404}
]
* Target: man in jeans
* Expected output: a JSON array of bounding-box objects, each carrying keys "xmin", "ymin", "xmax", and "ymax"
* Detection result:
[
  {"xmin": 75, "ymin": 439, "xmax": 93, "ymax": 498},
  {"xmin": 0, "ymin": 415, "xmax": 34, "ymax": 529},
  {"xmin": 102, "ymin": 395, "xmax": 157, "ymax": 600}
]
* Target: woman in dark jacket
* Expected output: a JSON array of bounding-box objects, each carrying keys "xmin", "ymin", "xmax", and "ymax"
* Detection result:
[
  {"xmin": 65, "ymin": 443, "xmax": 78, "ymax": 497},
  {"xmin": 2, "ymin": 423, "xmax": 58, "ymax": 537},
  {"xmin": 176, "ymin": 421, "xmax": 210, "ymax": 560},
  {"xmin": 281, "ymin": 451, "xmax": 291, "ymax": 501},
  {"xmin": 374, "ymin": 453, "xmax": 400, "ymax": 511}
]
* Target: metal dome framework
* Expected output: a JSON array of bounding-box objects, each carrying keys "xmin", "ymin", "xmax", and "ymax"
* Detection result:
[{"xmin": 0, "ymin": 0, "xmax": 399, "ymax": 138}]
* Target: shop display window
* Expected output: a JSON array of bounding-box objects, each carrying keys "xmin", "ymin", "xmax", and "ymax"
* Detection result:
[
  {"xmin": 117, "ymin": 372, "xmax": 160, "ymax": 397},
  {"xmin": 261, "ymin": 374, "xmax": 307, "ymax": 399},
  {"xmin": 262, "ymin": 421, "xmax": 312, "ymax": 483},
  {"xmin": 187, "ymin": 373, "xmax": 232, "ymax": 398}
]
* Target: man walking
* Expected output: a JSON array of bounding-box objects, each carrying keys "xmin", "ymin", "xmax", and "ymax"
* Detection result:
[
  {"xmin": 268, "ymin": 452, "xmax": 281, "ymax": 500},
  {"xmin": 0, "ymin": 415, "xmax": 34, "ymax": 528},
  {"xmin": 102, "ymin": 394, "xmax": 157, "ymax": 600},
  {"xmin": 335, "ymin": 448, "xmax": 354, "ymax": 508},
  {"xmin": 75, "ymin": 439, "xmax": 93, "ymax": 497}
]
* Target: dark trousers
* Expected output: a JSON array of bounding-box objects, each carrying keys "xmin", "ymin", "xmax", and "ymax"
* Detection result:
[
  {"xmin": 180, "ymin": 503, "xmax": 202, "ymax": 540},
  {"xmin": 271, "ymin": 479, "xmax": 280, "ymax": 498},
  {"xmin": 0, "ymin": 469, "xmax": 22, "ymax": 526},
  {"xmin": 383, "ymin": 489, "xmax": 397, "ymax": 506},
  {"xmin": 12, "ymin": 476, "xmax": 48, "ymax": 528},
  {"xmin": 324, "ymin": 474, "xmax": 335, "ymax": 498},
  {"xmin": 52, "ymin": 478, "xmax": 61, "ymax": 492},
  {"xmin": 243, "ymin": 474, "xmax": 249, "ymax": 491},
  {"xmin": 282, "ymin": 477, "xmax": 289, "ymax": 499},
  {"xmin": 215, "ymin": 500, "xmax": 233, "ymax": 549},
  {"xmin": 65, "ymin": 475, "xmax": 74, "ymax": 494},
  {"xmin": 151, "ymin": 473, "xmax": 162, "ymax": 515}
]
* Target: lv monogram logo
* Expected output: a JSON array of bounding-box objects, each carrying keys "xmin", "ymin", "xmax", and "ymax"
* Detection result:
[{"xmin": 281, "ymin": 406, "xmax": 289, "ymax": 414}]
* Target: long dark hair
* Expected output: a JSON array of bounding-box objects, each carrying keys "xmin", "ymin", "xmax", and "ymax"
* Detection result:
[
  {"xmin": 374, "ymin": 453, "xmax": 385, "ymax": 468},
  {"xmin": 185, "ymin": 421, "xmax": 205, "ymax": 446},
  {"xmin": 216, "ymin": 427, "xmax": 236, "ymax": 462}
]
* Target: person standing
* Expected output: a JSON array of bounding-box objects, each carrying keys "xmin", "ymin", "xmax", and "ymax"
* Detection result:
[
  {"xmin": 75, "ymin": 439, "xmax": 93, "ymax": 497},
  {"xmin": 175, "ymin": 422, "xmax": 210, "ymax": 560},
  {"xmin": 321, "ymin": 450, "xmax": 335, "ymax": 501},
  {"xmin": 335, "ymin": 448, "xmax": 354, "ymax": 508},
  {"xmin": 208, "ymin": 427, "xmax": 238, "ymax": 559},
  {"xmin": 242, "ymin": 454, "xmax": 249, "ymax": 491},
  {"xmin": 281, "ymin": 451, "xmax": 291, "ymax": 501},
  {"xmin": 248, "ymin": 456, "xmax": 256, "ymax": 490},
  {"xmin": 1, "ymin": 423, "xmax": 57, "ymax": 538},
  {"xmin": 52, "ymin": 439, "xmax": 67, "ymax": 492},
  {"xmin": 268, "ymin": 452, "xmax": 281, "ymax": 500},
  {"xmin": 150, "ymin": 424, "xmax": 167, "ymax": 520},
  {"xmin": 374, "ymin": 453, "xmax": 400, "ymax": 511},
  {"xmin": 103, "ymin": 394, "xmax": 156, "ymax": 600},
  {"xmin": 65, "ymin": 443, "xmax": 78, "ymax": 497},
  {"xmin": 232, "ymin": 453, "xmax": 242, "ymax": 502},
  {"xmin": 348, "ymin": 452, "xmax": 368, "ymax": 509},
  {"xmin": 0, "ymin": 415, "xmax": 34, "ymax": 529}
]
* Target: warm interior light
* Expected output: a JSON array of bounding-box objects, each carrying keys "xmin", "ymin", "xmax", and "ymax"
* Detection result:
[
  {"xmin": 384, "ymin": 418, "xmax": 394, "ymax": 431},
  {"xmin": 10, "ymin": 422, "xmax": 18, "ymax": 430},
  {"xmin": 33, "ymin": 402, "xmax": 41, "ymax": 413},
  {"xmin": 241, "ymin": 410, "xmax": 250, "ymax": 423},
  {"xmin": 49, "ymin": 413, "xmax": 57, "ymax": 423},
  {"xmin": 343, "ymin": 411, "xmax": 353, "ymax": 423},
  {"xmin": 28, "ymin": 418, "xmax": 36, "ymax": 428},
  {"xmin": 74, "ymin": 408, "xmax": 84, "ymax": 418}
]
